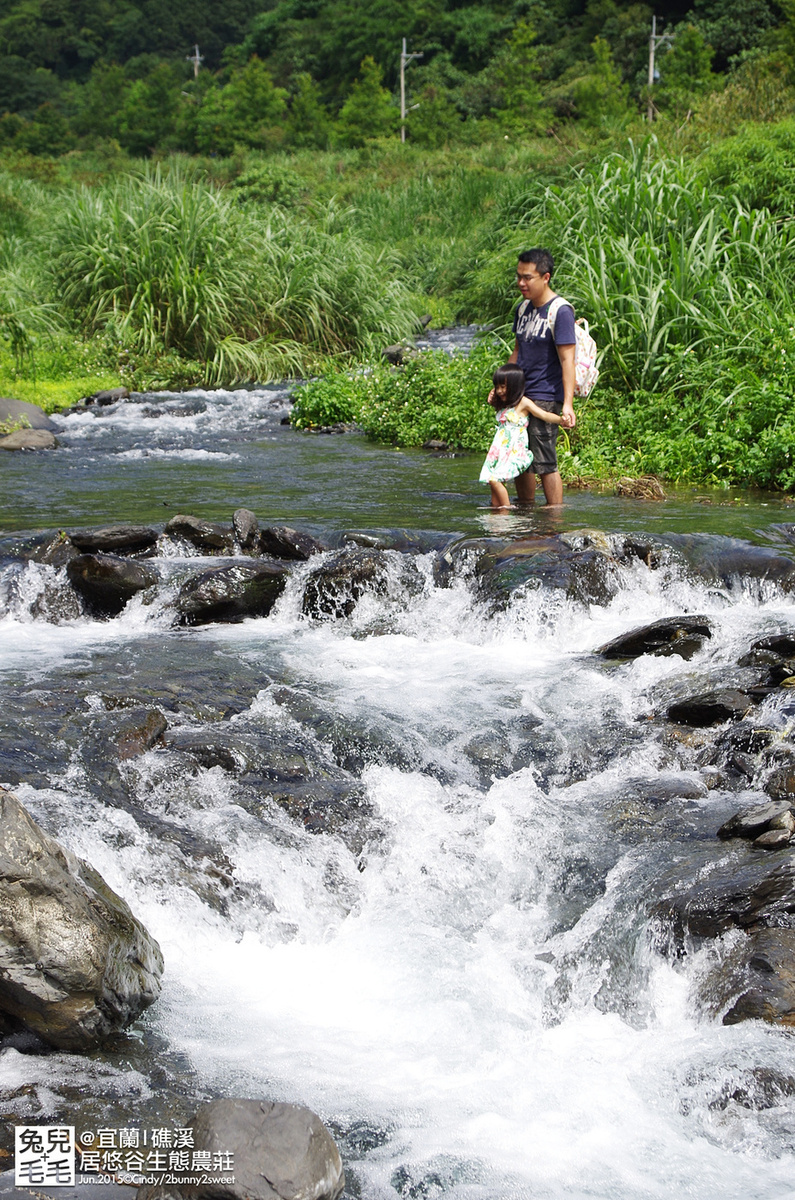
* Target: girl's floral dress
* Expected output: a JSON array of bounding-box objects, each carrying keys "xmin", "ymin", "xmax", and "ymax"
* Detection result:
[{"xmin": 479, "ymin": 406, "xmax": 533, "ymax": 483}]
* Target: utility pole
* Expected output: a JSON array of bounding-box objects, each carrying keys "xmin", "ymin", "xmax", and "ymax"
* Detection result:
[
  {"xmin": 186, "ymin": 44, "xmax": 204, "ymax": 80},
  {"xmin": 647, "ymin": 17, "xmax": 674, "ymax": 122},
  {"xmin": 400, "ymin": 37, "xmax": 423, "ymax": 143}
]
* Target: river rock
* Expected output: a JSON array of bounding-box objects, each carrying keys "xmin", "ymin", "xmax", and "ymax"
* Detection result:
[
  {"xmin": 302, "ymin": 548, "xmax": 388, "ymax": 619},
  {"xmin": 116, "ymin": 709, "xmax": 169, "ymax": 760},
  {"xmin": 136, "ymin": 1098, "xmax": 344, "ymax": 1200},
  {"xmin": 0, "ymin": 397, "xmax": 58, "ymax": 431},
  {"xmin": 722, "ymin": 928, "xmax": 795, "ymax": 1025},
  {"xmin": 0, "ymin": 429, "xmax": 57, "ymax": 450},
  {"xmin": 175, "ymin": 560, "xmax": 288, "ymax": 624},
  {"xmin": 16, "ymin": 531, "xmax": 80, "ymax": 567},
  {"xmin": 85, "ymin": 386, "xmax": 130, "ymax": 405},
  {"xmin": 718, "ymin": 800, "xmax": 795, "ymax": 841},
  {"xmin": 459, "ymin": 532, "xmax": 623, "ymax": 608},
  {"xmin": 67, "ymin": 553, "xmax": 158, "ymax": 615},
  {"xmin": 597, "ymin": 615, "xmax": 713, "ymax": 660},
  {"xmin": 765, "ymin": 764, "xmax": 795, "ymax": 801},
  {"xmin": 69, "ymin": 525, "xmax": 159, "ymax": 555},
  {"xmin": 165, "ymin": 514, "xmax": 234, "ymax": 553},
  {"xmin": 0, "ymin": 787, "xmax": 163, "ymax": 1050},
  {"xmin": 259, "ymin": 526, "xmax": 327, "ymax": 561},
  {"xmin": 233, "ymin": 508, "xmax": 259, "ymax": 553},
  {"xmin": 653, "ymin": 856, "xmax": 795, "ymax": 945},
  {"xmin": 666, "ymin": 689, "xmax": 753, "ymax": 726}
]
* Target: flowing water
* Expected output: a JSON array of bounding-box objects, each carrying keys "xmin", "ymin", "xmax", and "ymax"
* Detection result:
[{"xmin": 3, "ymin": 346, "xmax": 795, "ymax": 1199}]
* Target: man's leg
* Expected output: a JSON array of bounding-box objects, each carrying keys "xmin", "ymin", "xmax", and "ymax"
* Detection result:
[
  {"xmin": 515, "ymin": 470, "xmax": 536, "ymax": 503},
  {"xmin": 539, "ymin": 470, "xmax": 563, "ymax": 506}
]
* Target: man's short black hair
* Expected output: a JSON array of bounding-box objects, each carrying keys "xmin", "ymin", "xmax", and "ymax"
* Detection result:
[{"xmin": 518, "ymin": 248, "xmax": 555, "ymax": 278}]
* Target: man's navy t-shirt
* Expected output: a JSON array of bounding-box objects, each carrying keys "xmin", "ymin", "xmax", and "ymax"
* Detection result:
[{"xmin": 513, "ymin": 297, "xmax": 576, "ymax": 404}]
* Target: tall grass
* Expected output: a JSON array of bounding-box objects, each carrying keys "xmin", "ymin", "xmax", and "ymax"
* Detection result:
[
  {"xmin": 47, "ymin": 166, "xmax": 421, "ymax": 384},
  {"xmin": 462, "ymin": 139, "xmax": 795, "ymax": 392}
]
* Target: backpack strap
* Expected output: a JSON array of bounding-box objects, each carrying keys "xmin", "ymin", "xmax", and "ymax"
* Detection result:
[{"xmin": 546, "ymin": 295, "xmax": 574, "ymax": 340}]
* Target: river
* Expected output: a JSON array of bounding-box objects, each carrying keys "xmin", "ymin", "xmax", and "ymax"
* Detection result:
[{"xmin": 2, "ymin": 355, "xmax": 795, "ymax": 1200}]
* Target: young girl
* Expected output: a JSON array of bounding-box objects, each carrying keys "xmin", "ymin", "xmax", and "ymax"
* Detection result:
[{"xmin": 479, "ymin": 362, "xmax": 563, "ymax": 509}]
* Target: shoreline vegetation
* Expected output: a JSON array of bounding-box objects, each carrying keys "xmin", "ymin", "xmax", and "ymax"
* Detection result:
[{"xmin": 3, "ymin": 123, "xmax": 795, "ymax": 491}]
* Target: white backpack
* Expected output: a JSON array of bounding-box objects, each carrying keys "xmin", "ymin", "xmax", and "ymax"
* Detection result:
[{"xmin": 546, "ymin": 295, "xmax": 599, "ymax": 399}]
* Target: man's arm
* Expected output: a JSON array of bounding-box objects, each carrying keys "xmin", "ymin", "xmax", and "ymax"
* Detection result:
[
  {"xmin": 557, "ymin": 342, "xmax": 576, "ymax": 428},
  {"xmin": 509, "ymin": 340, "xmax": 519, "ymax": 363}
]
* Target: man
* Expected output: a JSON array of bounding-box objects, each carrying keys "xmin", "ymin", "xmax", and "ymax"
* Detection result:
[{"xmin": 509, "ymin": 248, "xmax": 576, "ymax": 506}]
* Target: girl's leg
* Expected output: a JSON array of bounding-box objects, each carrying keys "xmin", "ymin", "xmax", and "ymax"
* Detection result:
[{"xmin": 489, "ymin": 481, "xmax": 511, "ymax": 509}]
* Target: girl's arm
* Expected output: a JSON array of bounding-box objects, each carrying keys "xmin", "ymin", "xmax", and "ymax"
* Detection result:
[{"xmin": 518, "ymin": 396, "xmax": 562, "ymax": 424}]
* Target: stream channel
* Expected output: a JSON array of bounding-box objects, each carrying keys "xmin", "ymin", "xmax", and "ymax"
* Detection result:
[{"xmin": 3, "ymin": 331, "xmax": 795, "ymax": 1199}]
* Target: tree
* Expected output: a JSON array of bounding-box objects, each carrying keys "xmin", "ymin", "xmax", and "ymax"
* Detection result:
[
  {"xmin": 285, "ymin": 73, "xmax": 331, "ymax": 150},
  {"xmin": 335, "ymin": 57, "xmax": 397, "ymax": 146},
  {"xmin": 407, "ymin": 84, "xmax": 463, "ymax": 147},
  {"xmin": 572, "ymin": 36, "xmax": 631, "ymax": 126},
  {"xmin": 195, "ymin": 58, "xmax": 288, "ymax": 155},
  {"xmin": 117, "ymin": 62, "xmax": 181, "ymax": 155},
  {"xmin": 656, "ymin": 23, "xmax": 715, "ymax": 116}
]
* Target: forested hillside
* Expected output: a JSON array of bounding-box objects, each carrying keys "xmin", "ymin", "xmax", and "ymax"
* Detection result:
[{"xmin": 0, "ymin": 0, "xmax": 788, "ymax": 154}]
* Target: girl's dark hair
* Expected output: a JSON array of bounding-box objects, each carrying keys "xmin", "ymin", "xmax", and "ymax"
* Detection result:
[{"xmin": 492, "ymin": 362, "xmax": 526, "ymax": 408}]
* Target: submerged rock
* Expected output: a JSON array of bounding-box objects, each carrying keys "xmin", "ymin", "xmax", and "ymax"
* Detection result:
[
  {"xmin": 597, "ymin": 615, "xmax": 713, "ymax": 660},
  {"xmin": 175, "ymin": 560, "xmax": 288, "ymax": 624},
  {"xmin": 0, "ymin": 787, "xmax": 163, "ymax": 1050},
  {"xmin": 718, "ymin": 800, "xmax": 795, "ymax": 842},
  {"xmin": 136, "ymin": 1098, "xmax": 344, "ymax": 1200},
  {"xmin": 66, "ymin": 553, "xmax": 158, "ymax": 615}
]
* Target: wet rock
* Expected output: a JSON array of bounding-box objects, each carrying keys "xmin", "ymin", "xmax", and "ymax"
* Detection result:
[
  {"xmin": 471, "ymin": 533, "xmax": 623, "ymax": 608},
  {"xmin": 69, "ymin": 525, "xmax": 159, "ymax": 555},
  {"xmin": 653, "ymin": 856, "xmax": 795, "ymax": 946},
  {"xmin": 382, "ymin": 344, "xmax": 405, "ymax": 365},
  {"xmin": 0, "ymin": 787, "xmax": 163, "ymax": 1051},
  {"xmin": 765, "ymin": 765, "xmax": 795, "ymax": 801},
  {"xmin": 175, "ymin": 560, "xmax": 288, "ymax": 625},
  {"xmin": 85, "ymin": 387, "xmax": 130, "ymax": 405},
  {"xmin": 302, "ymin": 548, "xmax": 388, "ymax": 619},
  {"xmin": 658, "ymin": 533, "xmax": 795, "ymax": 593},
  {"xmin": 163, "ymin": 729, "xmax": 249, "ymax": 773},
  {"xmin": 233, "ymin": 508, "xmax": 259, "ymax": 553},
  {"xmin": 708, "ymin": 1066, "xmax": 795, "ymax": 1110},
  {"xmin": 0, "ymin": 397, "xmax": 58, "ymax": 431},
  {"xmin": 666, "ymin": 689, "xmax": 753, "ymax": 727},
  {"xmin": 13, "ymin": 531, "xmax": 79, "ymax": 567},
  {"xmin": 116, "ymin": 709, "xmax": 168, "ymax": 760},
  {"xmin": 66, "ymin": 553, "xmax": 157, "ymax": 616},
  {"xmin": 136, "ymin": 1098, "xmax": 344, "ymax": 1200},
  {"xmin": 259, "ymin": 526, "xmax": 327, "ymax": 561},
  {"xmin": 755, "ymin": 828, "xmax": 793, "ymax": 849},
  {"xmin": 718, "ymin": 800, "xmax": 795, "ymax": 841},
  {"xmin": 597, "ymin": 615, "xmax": 713, "ymax": 661},
  {"xmin": 723, "ymin": 929, "xmax": 795, "ymax": 1026},
  {"xmin": 0, "ymin": 428, "xmax": 57, "ymax": 450},
  {"xmin": 164, "ymin": 514, "xmax": 234, "ymax": 553}
]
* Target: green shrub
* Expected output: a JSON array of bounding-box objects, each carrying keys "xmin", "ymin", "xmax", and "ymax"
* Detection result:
[{"xmin": 292, "ymin": 337, "xmax": 509, "ymax": 449}]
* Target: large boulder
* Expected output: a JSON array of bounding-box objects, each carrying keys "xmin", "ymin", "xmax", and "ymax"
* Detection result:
[
  {"xmin": 0, "ymin": 429, "xmax": 58, "ymax": 451},
  {"xmin": 666, "ymin": 689, "xmax": 753, "ymax": 727},
  {"xmin": 137, "ymin": 1099, "xmax": 344, "ymax": 1200},
  {"xmin": 259, "ymin": 526, "xmax": 327, "ymax": 561},
  {"xmin": 0, "ymin": 397, "xmax": 58, "ymax": 431},
  {"xmin": 175, "ymin": 560, "xmax": 288, "ymax": 624},
  {"xmin": 0, "ymin": 787, "xmax": 163, "ymax": 1050},
  {"xmin": 67, "ymin": 553, "xmax": 158, "ymax": 615}
]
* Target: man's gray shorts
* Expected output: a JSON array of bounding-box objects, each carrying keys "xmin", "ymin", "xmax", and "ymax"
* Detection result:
[{"xmin": 525, "ymin": 399, "xmax": 563, "ymax": 476}]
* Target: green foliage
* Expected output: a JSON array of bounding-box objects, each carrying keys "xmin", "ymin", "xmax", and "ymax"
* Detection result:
[
  {"xmin": 195, "ymin": 59, "xmax": 288, "ymax": 155},
  {"xmin": 285, "ymin": 74, "xmax": 332, "ymax": 150},
  {"xmin": 228, "ymin": 162, "xmax": 307, "ymax": 206},
  {"xmin": 655, "ymin": 24, "xmax": 716, "ymax": 116},
  {"xmin": 698, "ymin": 117, "xmax": 795, "ymax": 212},
  {"xmin": 291, "ymin": 337, "xmax": 507, "ymax": 450},
  {"xmin": 336, "ymin": 57, "xmax": 397, "ymax": 147},
  {"xmin": 572, "ymin": 37, "xmax": 632, "ymax": 126}
]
